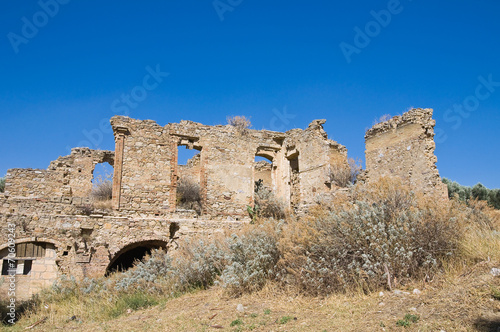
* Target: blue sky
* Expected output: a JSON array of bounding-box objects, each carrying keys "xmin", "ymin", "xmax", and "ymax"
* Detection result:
[{"xmin": 1, "ymin": 0, "xmax": 499, "ymax": 188}]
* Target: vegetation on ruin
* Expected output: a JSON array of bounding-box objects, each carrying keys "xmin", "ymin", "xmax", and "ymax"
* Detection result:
[
  {"xmin": 227, "ymin": 115, "xmax": 252, "ymax": 132},
  {"xmin": 176, "ymin": 177, "xmax": 202, "ymax": 214},
  {"xmin": 248, "ymin": 179, "xmax": 287, "ymax": 221},
  {"xmin": 0, "ymin": 177, "xmax": 4, "ymax": 193},
  {"xmin": 91, "ymin": 174, "xmax": 113, "ymax": 202},
  {"xmin": 443, "ymin": 177, "xmax": 500, "ymax": 209},
  {"xmin": 327, "ymin": 157, "xmax": 362, "ymax": 187},
  {"xmin": 3, "ymin": 176, "xmax": 500, "ymax": 330}
]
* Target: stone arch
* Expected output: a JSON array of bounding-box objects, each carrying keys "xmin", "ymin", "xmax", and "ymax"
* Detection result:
[{"xmin": 105, "ymin": 239, "xmax": 168, "ymax": 275}]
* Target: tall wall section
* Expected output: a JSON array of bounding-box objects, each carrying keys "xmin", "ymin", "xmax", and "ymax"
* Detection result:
[{"xmin": 364, "ymin": 108, "xmax": 448, "ymax": 197}]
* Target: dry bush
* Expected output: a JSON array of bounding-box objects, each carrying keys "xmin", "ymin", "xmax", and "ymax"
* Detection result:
[
  {"xmin": 220, "ymin": 224, "xmax": 280, "ymax": 296},
  {"xmin": 328, "ymin": 158, "xmax": 362, "ymax": 187},
  {"xmin": 176, "ymin": 177, "xmax": 201, "ymax": 213},
  {"xmin": 372, "ymin": 114, "xmax": 392, "ymax": 126},
  {"xmin": 91, "ymin": 177, "xmax": 113, "ymax": 201},
  {"xmin": 252, "ymin": 179, "xmax": 287, "ymax": 220},
  {"xmin": 227, "ymin": 115, "xmax": 251, "ymax": 132},
  {"xmin": 172, "ymin": 236, "xmax": 227, "ymax": 291},
  {"xmin": 277, "ymin": 177, "xmax": 466, "ymax": 295}
]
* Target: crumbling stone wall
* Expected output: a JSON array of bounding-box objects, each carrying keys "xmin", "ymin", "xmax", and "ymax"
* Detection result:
[
  {"xmin": 5, "ymin": 148, "xmax": 114, "ymax": 199},
  {"xmin": 364, "ymin": 108, "xmax": 448, "ymax": 197},
  {"xmin": 111, "ymin": 116, "xmax": 347, "ymax": 217},
  {"xmin": 0, "ymin": 194, "xmax": 242, "ymax": 299},
  {"xmin": 254, "ymin": 161, "xmax": 272, "ymax": 188},
  {"xmin": 0, "ymin": 109, "xmax": 451, "ymax": 299},
  {"xmin": 282, "ymin": 119, "xmax": 348, "ymax": 212},
  {"xmin": 179, "ymin": 153, "xmax": 201, "ymax": 184}
]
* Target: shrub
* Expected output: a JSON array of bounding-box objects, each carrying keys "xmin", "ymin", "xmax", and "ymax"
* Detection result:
[
  {"xmin": 172, "ymin": 238, "xmax": 227, "ymax": 291},
  {"xmin": 91, "ymin": 177, "xmax": 113, "ymax": 201},
  {"xmin": 221, "ymin": 226, "xmax": 280, "ymax": 295},
  {"xmin": 176, "ymin": 177, "xmax": 201, "ymax": 213},
  {"xmin": 114, "ymin": 249, "xmax": 173, "ymax": 293},
  {"xmin": 328, "ymin": 158, "xmax": 362, "ymax": 187},
  {"xmin": 251, "ymin": 179, "xmax": 286, "ymax": 220},
  {"xmin": 277, "ymin": 179, "xmax": 461, "ymax": 295},
  {"xmin": 0, "ymin": 177, "xmax": 4, "ymax": 193},
  {"xmin": 227, "ymin": 115, "xmax": 251, "ymax": 132},
  {"xmin": 443, "ymin": 178, "xmax": 500, "ymax": 209}
]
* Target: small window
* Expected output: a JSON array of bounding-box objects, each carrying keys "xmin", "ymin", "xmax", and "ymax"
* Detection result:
[{"xmin": 1, "ymin": 259, "xmax": 32, "ymax": 275}]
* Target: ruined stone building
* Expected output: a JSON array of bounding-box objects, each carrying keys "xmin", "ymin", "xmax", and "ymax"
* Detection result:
[{"xmin": 0, "ymin": 108, "xmax": 447, "ymax": 298}]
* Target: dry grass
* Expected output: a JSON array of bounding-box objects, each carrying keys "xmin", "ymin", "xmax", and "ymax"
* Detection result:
[
  {"xmin": 10, "ymin": 265, "xmax": 500, "ymax": 331},
  {"xmin": 93, "ymin": 199, "xmax": 112, "ymax": 210}
]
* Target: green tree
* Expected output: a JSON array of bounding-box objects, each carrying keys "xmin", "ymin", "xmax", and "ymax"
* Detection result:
[
  {"xmin": 488, "ymin": 189, "xmax": 500, "ymax": 209},
  {"xmin": 472, "ymin": 183, "xmax": 488, "ymax": 201},
  {"xmin": 442, "ymin": 178, "xmax": 499, "ymax": 209}
]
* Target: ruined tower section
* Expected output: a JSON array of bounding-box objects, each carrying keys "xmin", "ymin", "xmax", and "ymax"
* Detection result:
[
  {"xmin": 283, "ymin": 120, "xmax": 348, "ymax": 211},
  {"xmin": 364, "ymin": 108, "xmax": 448, "ymax": 197}
]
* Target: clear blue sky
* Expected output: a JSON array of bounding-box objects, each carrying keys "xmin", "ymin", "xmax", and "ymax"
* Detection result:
[{"xmin": 1, "ymin": 0, "xmax": 499, "ymax": 188}]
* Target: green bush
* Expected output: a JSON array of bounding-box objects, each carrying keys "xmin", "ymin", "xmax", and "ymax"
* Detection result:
[
  {"xmin": 443, "ymin": 178, "xmax": 500, "ymax": 209},
  {"xmin": 0, "ymin": 177, "xmax": 5, "ymax": 193}
]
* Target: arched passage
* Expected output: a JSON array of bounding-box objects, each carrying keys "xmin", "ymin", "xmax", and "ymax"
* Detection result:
[{"xmin": 105, "ymin": 240, "xmax": 168, "ymax": 275}]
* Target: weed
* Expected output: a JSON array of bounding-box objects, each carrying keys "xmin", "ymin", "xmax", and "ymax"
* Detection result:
[
  {"xmin": 230, "ymin": 318, "xmax": 243, "ymax": 326},
  {"xmin": 91, "ymin": 173, "xmax": 113, "ymax": 201},
  {"xmin": 176, "ymin": 177, "xmax": 201, "ymax": 213},
  {"xmin": 251, "ymin": 179, "xmax": 286, "ymax": 220},
  {"xmin": 264, "ymin": 309, "xmax": 271, "ymax": 315},
  {"xmin": 396, "ymin": 319, "xmax": 410, "ymax": 327},
  {"xmin": 279, "ymin": 316, "xmax": 293, "ymax": 324},
  {"xmin": 396, "ymin": 313, "xmax": 419, "ymax": 327},
  {"xmin": 227, "ymin": 115, "xmax": 251, "ymax": 132},
  {"xmin": 492, "ymin": 287, "xmax": 500, "ymax": 300}
]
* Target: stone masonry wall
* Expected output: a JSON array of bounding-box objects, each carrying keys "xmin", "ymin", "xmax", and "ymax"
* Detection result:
[
  {"xmin": 111, "ymin": 116, "xmax": 348, "ymax": 217},
  {"xmin": 364, "ymin": 108, "xmax": 448, "ymax": 197},
  {"xmin": 5, "ymin": 148, "xmax": 114, "ymax": 200}
]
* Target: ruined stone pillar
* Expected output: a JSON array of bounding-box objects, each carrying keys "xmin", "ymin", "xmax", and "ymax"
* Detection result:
[{"xmin": 112, "ymin": 127, "xmax": 128, "ymax": 210}]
